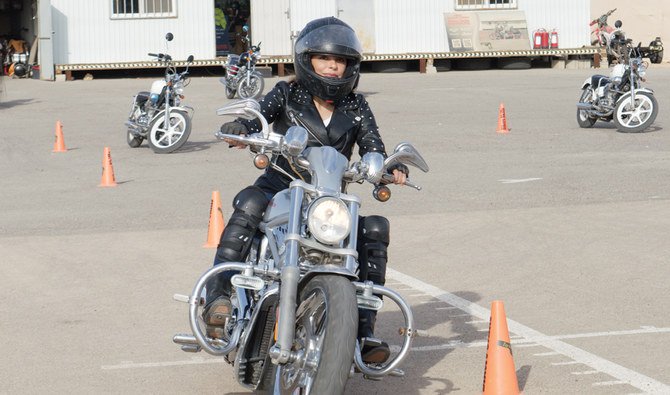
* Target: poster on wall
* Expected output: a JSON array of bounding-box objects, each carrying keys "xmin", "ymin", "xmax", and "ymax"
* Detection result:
[{"xmin": 445, "ymin": 11, "xmax": 530, "ymax": 52}]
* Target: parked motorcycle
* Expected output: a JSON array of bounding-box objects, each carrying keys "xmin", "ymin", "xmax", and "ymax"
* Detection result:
[
  {"xmin": 590, "ymin": 9, "xmax": 663, "ymax": 65},
  {"xmin": 577, "ymin": 42, "xmax": 658, "ymax": 133},
  {"xmin": 173, "ymin": 99, "xmax": 429, "ymax": 393},
  {"xmin": 219, "ymin": 25, "xmax": 264, "ymax": 100},
  {"xmin": 126, "ymin": 33, "xmax": 195, "ymax": 153}
]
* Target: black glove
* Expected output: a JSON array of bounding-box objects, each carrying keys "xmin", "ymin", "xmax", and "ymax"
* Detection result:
[
  {"xmin": 387, "ymin": 163, "xmax": 409, "ymax": 177},
  {"xmin": 219, "ymin": 121, "xmax": 248, "ymax": 136}
]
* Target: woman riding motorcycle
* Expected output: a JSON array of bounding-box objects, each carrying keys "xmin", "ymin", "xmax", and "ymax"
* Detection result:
[{"xmin": 204, "ymin": 16, "xmax": 408, "ymax": 364}]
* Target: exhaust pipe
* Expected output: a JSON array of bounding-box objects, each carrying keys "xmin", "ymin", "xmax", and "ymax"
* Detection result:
[{"xmin": 576, "ymin": 103, "xmax": 594, "ymax": 110}]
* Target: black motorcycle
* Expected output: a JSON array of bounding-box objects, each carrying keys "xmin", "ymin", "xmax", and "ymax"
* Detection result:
[{"xmin": 219, "ymin": 25, "xmax": 264, "ymax": 100}]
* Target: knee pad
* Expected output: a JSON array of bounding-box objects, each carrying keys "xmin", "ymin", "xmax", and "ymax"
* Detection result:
[
  {"xmin": 215, "ymin": 186, "xmax": 269, "ymax": 263},
  {"xmin": 357, "ymin": 216, "xmax": 390, "ymax": 285},
  {"xmin": 233, "ymin": 186, "xmax": 270, "ymax": 218},
  {"xmin": 358, "ymin": 215, "xmax": 390, "ymax": 244}
]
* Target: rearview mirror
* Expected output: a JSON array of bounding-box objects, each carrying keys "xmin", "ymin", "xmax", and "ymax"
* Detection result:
[
  {"xmin": 187, "ymin": 55, "xmax": 194, "ymax": 62},
  {"xmin": 165, "ymin": 32, "xmax": 174, "ymax": 41},
  {"xmin": 384, "ymin": 143, "xmax": 429, "ymax": 173},
  {"xmin": 614, "ymin": 20, "xmax": 622, "ymax": 29}
]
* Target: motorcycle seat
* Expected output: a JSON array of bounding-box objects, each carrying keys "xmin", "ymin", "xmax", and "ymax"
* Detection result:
[{"xmin": 591, "ymin": 75, "xmax": 610, "ymax": 88}]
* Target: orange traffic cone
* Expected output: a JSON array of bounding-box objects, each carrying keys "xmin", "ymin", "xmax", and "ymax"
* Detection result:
[
  {"xmin": 203, "ymin": 191, "xmax": 225, "ymax": 248},
  {"xmin": 496, "ymin": 103, "xmax": 510, "ymax": 134},
  {"xmin": 482, "ymin": 300, "xmax": 520, "ymax": 395},
  {"xmin": 53, "ymin": 120, "xmax": 67, "ymax": 152},
  {"xmin": 99, "ymin": 147, "xmax": 117, "ymax": 187}
]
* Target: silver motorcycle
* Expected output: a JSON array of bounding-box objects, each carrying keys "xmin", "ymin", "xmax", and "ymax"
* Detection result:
[
  {"xmin": 126, "ymin": 33, "xmax": 195, "ymax": 153},
  {"xmin": 219, "ymin": 25, "xmax": 264, "ymax": 100},
  {"xmin": 577, "ymin": 42, "xmax": 658, "ymax": 133},
  {"xmin": 173, "ymin": 99, "xmax": 429, "ymax": 394}
]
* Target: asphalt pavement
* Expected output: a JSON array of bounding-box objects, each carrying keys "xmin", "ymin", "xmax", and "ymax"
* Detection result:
[{"xmin": 1, "ymin": 64, "xmax": 669, "ymax": 394}]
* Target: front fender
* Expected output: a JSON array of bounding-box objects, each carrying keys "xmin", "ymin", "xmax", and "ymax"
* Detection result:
[
  {"xmin": 580, "ymin": 78, "xmax": 591, "ymax": 90},
  {"xmin": 150, "ymin": 106, "xmax": 194, "ymax": 123},
  {"xmin": 616, "ymin": 88, "xmax": 654, "ymax": 104}
]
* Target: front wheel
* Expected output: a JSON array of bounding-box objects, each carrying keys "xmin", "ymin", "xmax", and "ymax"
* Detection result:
[
  {"xmin": 225, "ymin": 85, "xmax": 236, "ymax": 99},
  {"xmin": 148, "ymin": 109, "xmax": 192, "ymax": 153},
  {"xmin": 613, "ymin": 92, "xmax": 658, "ymax": 133},
  {"xmin": 576, "ymin": 87, "xmax": 597, "ymax": 128},
  {"xmin": 237, "ymin": 74, "xmax": 264, "ymax": 99},
  {"xmin": 259, "ymin": 275, "xmax": 357, "ymax": 394},
  {"xmin": 649, "ymin": 49, "xmax": 663, "ymax": 64}
]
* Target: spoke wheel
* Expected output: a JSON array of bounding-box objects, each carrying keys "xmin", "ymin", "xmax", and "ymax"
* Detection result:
[
  {"xmin": 260, "ymin": 276, "xmax": 357, "ymax": 395},
  {"xmin": 576, "ymin": 87, "xmax": 597, "ymax": 128},
  {"xmin": 148, "ymin": 109, "xmax": 192, "ymax": 153},
  {"xmin": 614, "ymin": 92, "xmax": 658, "ymax": 133},
  {"xmin": 237, "ymin": 74, "xmax": 264, "ymax": 99}
]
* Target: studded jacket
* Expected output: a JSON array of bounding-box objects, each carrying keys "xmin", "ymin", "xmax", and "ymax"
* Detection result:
[{"xmin": 238, "ymin": 80, "xmax": 387, "ymax": 194}]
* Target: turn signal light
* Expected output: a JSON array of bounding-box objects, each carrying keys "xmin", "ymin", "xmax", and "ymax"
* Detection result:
[
  {"xmin": 373, "ymin": 186, "xmax": 391, "ymax": 202},
  {"xmin": 254, "ymin": 154, "xmax": 269, "ymax": 169}
]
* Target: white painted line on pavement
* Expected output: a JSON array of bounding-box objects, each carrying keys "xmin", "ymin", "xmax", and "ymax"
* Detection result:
[
  {"xmin": 498, "ymin": 177, "xmax": 543, "ymax": 184},
  {"xmin": 534, "ymin": 351, "xmax": 561, "ymax": 356},
  {"xmin": 572, "ymin": 370, "xmax": 600, "ymax": 375},
  {"xmin": 387, "ymin": 268, "xmax": 670, "ymax": 394},
  {"xmin": 551, "ymin": 361, "xmax": 581, "ymax": 366},
  {"xmin": 592, "ymin": 380, "xmax": 627, "ymax": 387},
  {"xmin": 102, "ymin": 358, "xmax": 225, "ymax": 370}
]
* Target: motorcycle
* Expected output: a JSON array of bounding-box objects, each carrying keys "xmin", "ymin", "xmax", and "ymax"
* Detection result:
[
  {"xmin": 590, "ymin": 9, "xmax": 663, "ymax": 65},
  {"xmin": 577, "ymin": 42, "xmax": 659, "ymax": 133},
  {"xmin": 173, "ymin": 99, "xmax": 429, "ymax": 393},
  {"xmin": 219, "ymin": 25, "xmax": 264, "ymax": 100},
  {"xmin": 125, "ymin": 33, "xmax": 195, "ymax": 153}
]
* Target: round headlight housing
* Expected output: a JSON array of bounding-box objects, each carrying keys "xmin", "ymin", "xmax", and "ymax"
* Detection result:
[{"xmin": 307, "ymin": 197, "xmax": 351, "ymax": 245}]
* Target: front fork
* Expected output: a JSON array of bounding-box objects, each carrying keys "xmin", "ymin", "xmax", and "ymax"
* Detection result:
[{"xmin": 269, "ymin": 186, "xmax": 304, "ymax": 364}]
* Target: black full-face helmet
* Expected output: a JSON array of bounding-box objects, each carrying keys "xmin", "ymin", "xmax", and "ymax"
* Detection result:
[{"xmin": 294, "ymin": 17, "xmax": 363, "ymax": 102}]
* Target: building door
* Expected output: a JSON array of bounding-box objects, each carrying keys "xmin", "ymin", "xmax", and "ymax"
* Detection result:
[{"xmin": 38, "ymin": 0, "xmax": 54, "ymax": 80}]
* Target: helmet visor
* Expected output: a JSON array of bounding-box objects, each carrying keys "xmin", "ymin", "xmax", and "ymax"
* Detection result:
[{"xmin": 295, "ymin": 24, "xmax": 362, "ymax": 60}]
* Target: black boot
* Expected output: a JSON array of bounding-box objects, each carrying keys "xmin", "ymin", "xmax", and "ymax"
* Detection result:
[
  {"xmin": 358, "ymin": 308, "xmax": 391, "ymax": 364},
  {"xmin": 356, "ymin": 216, "xmax": 391, "ymax": 364}
]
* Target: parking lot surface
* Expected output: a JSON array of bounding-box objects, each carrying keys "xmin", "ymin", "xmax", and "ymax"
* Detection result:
[{"xmin": 1, "ymin": 65, "xmax": 669, "ymax": 394}]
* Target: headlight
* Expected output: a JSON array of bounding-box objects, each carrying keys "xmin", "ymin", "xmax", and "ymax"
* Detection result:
[
  {"xmin": 175, "ymin": 87, "xmax": 184, "ymax": 95},
  {"xmin": 307, "ymin": 197, "xmax": 351, "ymax": 245}
]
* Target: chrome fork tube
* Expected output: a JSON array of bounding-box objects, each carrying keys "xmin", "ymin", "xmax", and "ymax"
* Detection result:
[
  {"xmin": 345, "ymin": 202, "xmax": 360, "ymax": 274},
  {"xmin": 272, "ymin": 185, "xmax": 304, "ymax": 364}
]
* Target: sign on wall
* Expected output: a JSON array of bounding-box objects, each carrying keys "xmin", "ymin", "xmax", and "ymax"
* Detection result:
[{"xmin": 445, "ymin": 11, "xmax": 530, "ymax": 51}]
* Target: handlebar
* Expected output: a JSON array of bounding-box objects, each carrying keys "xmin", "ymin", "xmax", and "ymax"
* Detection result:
[{"xmin": 381, "ymin": 173, "xmax": 422, "ymax": 191}]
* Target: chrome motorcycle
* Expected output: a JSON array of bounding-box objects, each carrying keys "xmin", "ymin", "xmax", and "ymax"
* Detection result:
[
  {"xmin": 173, "ymin": 99, "xmax": 428, "ymax": 393},
  {"xmin": 220, "ymin": 25, "xmax": 264, "ymax": 100},
  {"xmin": 126, "ymin": 33, "xmax": 195, "ymax": 153},
  {"xmin": 577, "ymin": 42, "xmax": 658, "ymax": 133}
]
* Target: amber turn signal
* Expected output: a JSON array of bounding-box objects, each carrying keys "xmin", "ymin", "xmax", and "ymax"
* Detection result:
[
  {"xmin": 373, "ymin": 185, "xmax": 391, "ymax": 202},
  {"xmin": 253, "ymin": 153, "xmax": 270, "ymax": 169}
]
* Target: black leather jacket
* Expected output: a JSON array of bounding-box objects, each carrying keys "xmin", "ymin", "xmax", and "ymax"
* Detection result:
[{"xmin": 239, "ymin": 81, "xmax": 387, "ymax": 194}]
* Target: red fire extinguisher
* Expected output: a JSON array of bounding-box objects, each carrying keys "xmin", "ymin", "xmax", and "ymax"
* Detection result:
[
  {"xmin": 533, "ymin": 29, "xmax": 549, "ymax": 49},
  {"xmin": 550, "ymin": 29, "xmax": 559, "ymax": 49}
]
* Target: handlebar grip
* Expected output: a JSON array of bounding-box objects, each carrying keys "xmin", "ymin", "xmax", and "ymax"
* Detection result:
[
  {"xmin": 381, "ymin": 173, "xmax": 422, "ymax": 191},
  {"xmin": 148, "ymin": 53, "xmax": 159, "ymax": 57}
]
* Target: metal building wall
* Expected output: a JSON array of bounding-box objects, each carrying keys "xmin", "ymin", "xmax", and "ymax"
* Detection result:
[
  {"xmin": 50, "ymin": 0, "xmax": 215, "ymax": 64},
  {"xmin": 251, "ymin": 0, "xmax": 590, "ymax": 57},
  {"xmin": 519, "ymin": 0, "xmax": 590, "ymax": 49}
]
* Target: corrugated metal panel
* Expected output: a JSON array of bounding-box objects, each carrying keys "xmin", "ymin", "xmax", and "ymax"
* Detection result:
[
  {"xmin": 51, "ymin": 0, "xmax": 215, "ymax": 64},
  {"xmin": 288, "ymin": 0, "xmax": 337, "ymax": 32},
  {"xmin": 519, "ymin": 0, "xmax": 591, "ymax": 48},
  {"xmin": 250, "ymin": 0, "xmax": 291, "ymax": 57},
  {"xmin": 373, "ymin": 0, "xmax": 453, "ymax": 54}
]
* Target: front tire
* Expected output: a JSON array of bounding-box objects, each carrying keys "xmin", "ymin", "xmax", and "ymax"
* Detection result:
[
  {"xmin": 148, "ymin": 109, "xmax": 192, "ymax": 153},
  {"xmin": 260, "ymin": 275, "xmax": 357, "ymax": 395},
  {"xmin": 613, "ymin": 92, "xmax": 658, "ymax": 133},
  {"xmin": 237, "ymin": 74, "xmax": 264, "ymax": 99},
  {"xmin": 577, "ymin": 87, "xmax": 597, "ymax": 128},
  {"xmin": 225, "ymin": 85, "xmax": 236, "ymax": 99}
]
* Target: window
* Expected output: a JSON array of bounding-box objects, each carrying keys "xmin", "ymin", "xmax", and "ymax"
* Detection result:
[
  {"xmin": 111, "ymin": 0, "xmax": 176, "ymax": 19},
  {"xmin": 455, "ymin": 0, "xmax": 517, "ymax": 10}
]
